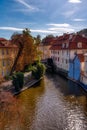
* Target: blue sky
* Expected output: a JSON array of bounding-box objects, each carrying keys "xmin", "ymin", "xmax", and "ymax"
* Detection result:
[{"xmin": 0, "ymin": 0, "xmax": 87, "ymax": 39}]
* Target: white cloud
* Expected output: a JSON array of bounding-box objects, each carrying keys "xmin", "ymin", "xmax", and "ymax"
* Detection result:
[
  {"xmin": 0, "ymin": 26, "xmax": 57, "ymax": 34},
  {"xmin": 62, "ymin": 10, "xmax": 76, "ymax": 18},
  {"xmin": 48, "ymin": 27, "xmax": 74, "ymax": 32},
  {"xmin": 68, "ymin": 0, "xmax": 82, "ymax": 3},
  {"xmin": 15, "ymin": 0, "xmax": 39, "ymax": 11},
  {"xmin": 73, "ymin": 18, "xmax": 85, "ymax": 21},
  {"xmin": 31, "ymin": 29, "xmax": 57, "ymax": 34},
  {"xmin": 47, "ymin": 23, "xmax": 75, "ymax": 33},
  {"xmin": 47, "ymin": 23, "xmax": 70, "ymax": 27},
  {"xmin": 0, "ymin": 27, "xmax": 23, "ymax": 31}
]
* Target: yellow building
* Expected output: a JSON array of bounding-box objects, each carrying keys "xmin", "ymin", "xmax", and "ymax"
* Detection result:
[
  {"xmin": 39, "ymin": 37, "xmax": 56, "ymax": 60},
  {"xmin": 0, "ymin": 38, "xmax": 18, "ymax": 77}
]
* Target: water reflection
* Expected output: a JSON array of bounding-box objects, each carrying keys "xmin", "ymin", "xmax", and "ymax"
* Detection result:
[
  {"xmin": 0, "ymin": 74, "xmax": 87, "ymax": 130},
  {"xmin": 67, "ymin": 80, "xmax": 85, "ymax": 96},
  {"xmin": 16, "ymin": 78, "xmax": 45, "ymax": 130}
]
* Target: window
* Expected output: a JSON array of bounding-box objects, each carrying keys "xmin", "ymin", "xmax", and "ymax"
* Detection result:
[
  {"xmin": 62, "ymin": 43, "xmax": 65, "ymax": 48},
  {"xmin": 77, "ymin": 42, "xmax": 82, "ymax": 48},
  {"xmin": 66, "ymin": 43, "xmax": 69, "ymax": 48},
  {"xmin": 7, "ymin": 60, "xmax": 10, "ymax": 65},
  {"xmin": 6, "ymin": 70, "xmax": 9, "ymax": 75},
  {"xmin": 2, "ymin": 70, "xmax": 4, "ymax": 76},
  {"xmin": 2, "ymin": 49, "xmax": 4, "ymax": 55},
  {"xmin": 66, "ymin": 59, "xmax": 68, "ymax": 64},
  {"xmin": 58, "ymin": 57, "xmax": 59, "ymax": 61},
  {"xmin": 6, "ymin": 49, "xmax": 9, "ymax": 54},
  {"xmin": 2, "ymin": 60, "xmax": 5, "ymax": 66},
  {"xmin": 67, "ymin": 50, "xmax": 69, "ymax": 55}
]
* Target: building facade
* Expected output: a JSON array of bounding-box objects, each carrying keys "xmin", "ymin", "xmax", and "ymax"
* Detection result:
[
  {"xmin": 50, "ymin": 33, "xmax": 87, "ymax": 75},
  {"xmin": 0, "ymin": 38, "xmax": 18, "ymax": 77},
  {"xmin": 80, "ymin": 54, "xmax": 87, "ymax": 86},
  {"xmin": 39, "ymin": 36, "xmax": 56, "ymax": 60}
]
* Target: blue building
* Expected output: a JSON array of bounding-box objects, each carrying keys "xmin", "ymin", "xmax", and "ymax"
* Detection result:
[{"xmin": 68, "ymin": 54, "xmax": 81, "ymax": 81}]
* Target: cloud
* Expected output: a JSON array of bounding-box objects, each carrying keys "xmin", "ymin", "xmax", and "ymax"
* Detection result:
[
  {"xmin": 31, "ymin": 29, "xmax": 57, "ymax": 34},
  {"xmin": 47, "ymin": 23, "xmax": 70, "ymax": 27},
  {"xmin": 68, "ymin": 0, "xmax": 82, "ymax": 3},
  {"xmin": 48, "ymin": 27, "xmax": 74, "ymax": 32},
  {"xmin": 15, "ymin": 0, "xmax": 39, "ymax": 11},
  {"xmin": 73, "ymin": 18, "xmax": 85, "ymax": 21},
  {"xmin": 47, "ymin": 23, "xmax": 75, "ymax": 33},
  {"xmin": 0, "ymin": 26, "xmax": 57, "ymax": 34},
  {"xmin": 0, "ymin": 27, "xmax": 23, "ymax": 31},
  {"xmin": 62, "ymin": 10, "xmax": 76, "ymax": 18}
]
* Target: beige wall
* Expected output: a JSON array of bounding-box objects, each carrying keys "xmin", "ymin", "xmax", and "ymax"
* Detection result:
[
  {"xmin": 38, "ymin": 45, "xmax": 51, "ymax": 60},
  {"xmin": 0, "ymin": 48, "xmax": 18, "ymax": 77}
]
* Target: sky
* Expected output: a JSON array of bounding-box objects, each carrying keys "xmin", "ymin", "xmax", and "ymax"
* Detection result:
[{"xmin": 0, "ymin": 0, "xmax": 87, "ymax": 39}]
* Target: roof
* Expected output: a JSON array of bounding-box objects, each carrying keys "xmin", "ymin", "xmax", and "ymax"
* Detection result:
[
  {"xmin": 42, "ymin": 37, "xmax": 56, "ymax": 46},
  {"xmin": 0, "ymin": 38, "xmax": 18, "ymax": 48},
  {"xmin": 50, "ymin": 33, "xmax": 87, "ymax": 50},
  {"xmin": 0, "ymin": 38, "xmax": 7, "ymax": 41}
]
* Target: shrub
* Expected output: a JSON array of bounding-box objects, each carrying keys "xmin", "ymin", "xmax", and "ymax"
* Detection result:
[
  {"xmin": 12, "ymin": 75, "xmax": 20, "ymax": 91},
  {"xmin": 12, "ymin": 72, "xmax": 24, "ymax": 91},
  {"xmin": 32, "ymin": 62, "xmax": 46, "ymax": 79},
  {"xmin": 16, "ymin": 72, "xmax": 24, "ymax": 89}
]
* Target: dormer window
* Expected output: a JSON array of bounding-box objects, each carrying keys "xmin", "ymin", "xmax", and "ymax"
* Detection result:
[
  {"xmin": 62, "ymin": 43, "xmax": 65, "ymax": 48},
  {"xmin": 77, "ymin": 42, "xmax": 82, "ymax": 48},
  {"xmin": 66, "ymin": 43, "xmax": 69, "ymax": 48}
]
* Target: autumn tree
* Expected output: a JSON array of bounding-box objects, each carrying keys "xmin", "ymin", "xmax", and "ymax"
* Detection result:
[
  {"xmin": 35, "ymin": 35, "xmax": 41, "ymax": 46},
  {"xmin": 10, "ymin": 28, "xmax": 37, "ymax": 74},
  {"xmin": 34, "ymin": 35, "xmax": 42, "ymax": 61}
]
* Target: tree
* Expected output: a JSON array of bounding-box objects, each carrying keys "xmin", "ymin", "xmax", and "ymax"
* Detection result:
[
  {"xmin": 10, "ymin": 33, "xmax": 24, "ymax": 75},
  {"xmin": 35, "ymin": 35, "xmax": 41, "ymax": 46},
  {"xmin": 10, "ymin": 28, "xmax": 37, "ymax": 74},
  {"xmin": 34, "ymin": 35, "xmax": 42, "ymax": 61}
]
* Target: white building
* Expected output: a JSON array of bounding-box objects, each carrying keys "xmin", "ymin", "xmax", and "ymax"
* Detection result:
[
  {"xmin": 50, "ymin": 33, "xmax": 87, "ymax": 74},
  {"xmin": 80, "ymin": 53, "xmax": 87, "ymax": 86}
]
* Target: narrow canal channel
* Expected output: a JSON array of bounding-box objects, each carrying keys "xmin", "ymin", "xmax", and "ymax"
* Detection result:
[{"xmin": 0, "ymin": 74, "xmax": 87, "ymax": 130}]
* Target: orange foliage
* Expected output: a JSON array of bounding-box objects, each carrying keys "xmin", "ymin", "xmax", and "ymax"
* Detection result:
[
  {"xmin": 0, "ymin": 92, "xmax": 24, "ymax": 129},
  {"xmin": 11, "ymin": 29, "xmax": 37, "ymax": 72}
]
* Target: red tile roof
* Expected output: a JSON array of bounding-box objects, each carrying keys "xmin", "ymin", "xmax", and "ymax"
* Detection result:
[
  {"xmin": 50, "ymin": 33, "xmax": 87, "ymax": 50},
  {"xmin": 0, "ymin": 38, "xmax": 18, "ymax": 48},
  {"xmin": 0, "ymin": 38, "xmax": 7, "ymax": 41}
]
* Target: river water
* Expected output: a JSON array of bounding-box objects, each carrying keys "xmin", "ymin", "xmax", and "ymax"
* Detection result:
[{"xmin": 0, "ymin": 74, "xmax": 87, "ymax": 130}]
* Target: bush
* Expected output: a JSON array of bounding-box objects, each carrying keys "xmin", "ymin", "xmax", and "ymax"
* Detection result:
[
  {"xmin": 12, "ymin": 75, "xmax": 20, "ymax": 91},
  {"xmin": 32, "ymin": 62, "xmax": 46, "ymax": 79},
  {"xmin": 16, "ymin": 72, "xmax": 24, "ymax": 89},
  {"xmin": 12, "ymin": 72, "xmax": 24, "ymax": 91}
]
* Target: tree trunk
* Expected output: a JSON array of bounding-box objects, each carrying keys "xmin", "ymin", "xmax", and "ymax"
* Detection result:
[{"xmin": 10, "ymin": 47, "xmax": 23, "ymax": 75}]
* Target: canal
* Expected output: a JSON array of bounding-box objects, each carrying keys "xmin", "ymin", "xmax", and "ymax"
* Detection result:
[{"xmin": 0, "ymin": 74, "xmax": 87, "ymax": 130}]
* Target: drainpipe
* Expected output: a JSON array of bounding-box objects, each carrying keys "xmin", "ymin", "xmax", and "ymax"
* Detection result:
[{"xmin": 73, "ymin": 61, "xmax": 74, "ymax": 79}]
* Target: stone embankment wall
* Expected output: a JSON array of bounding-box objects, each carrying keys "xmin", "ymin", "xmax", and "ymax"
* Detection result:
[{"xmin": 0, "ymin": 72, "xmax": 32, "ymax": 91}]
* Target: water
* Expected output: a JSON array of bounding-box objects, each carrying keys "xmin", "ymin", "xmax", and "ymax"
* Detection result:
[{"xmin": 0, "ymin": 74, "xmax": 87, "ymax": 130}]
